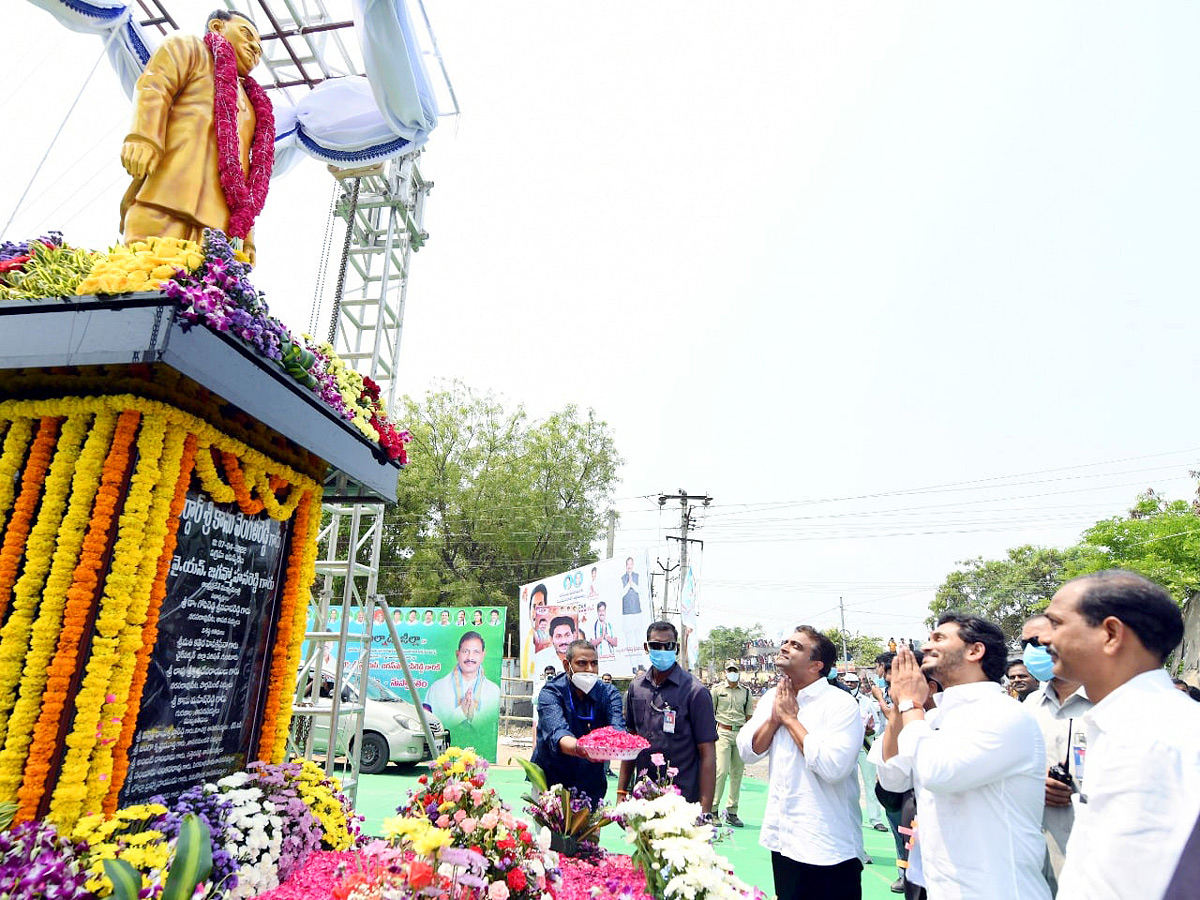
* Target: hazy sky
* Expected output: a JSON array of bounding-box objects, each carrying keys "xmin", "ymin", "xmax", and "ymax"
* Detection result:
[{"xmin": 6, "ymin": 2, "xmax": 1200, "ymax": 643}]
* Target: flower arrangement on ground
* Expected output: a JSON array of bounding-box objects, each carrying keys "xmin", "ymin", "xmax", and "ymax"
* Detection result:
[
  {"xmin": 399, "ymin": 747, "xmax": 561, "ymax": 900},
  {"xmin": 557, "ymin": 853, "xmax": 654, "ymax": 900},
  {"xmin": 612, "ymin": 789, "xmax": 763, "ymax": 900},
  {"xmin": 517, "ymin": 759, "xmax": 611, "ymax": 861},
  {"xmin": 335, "ymin": 818, "xmax": 489, "ymax": 900},
  {"xmin": 0, "ymin": 818, "xmax": 91, "ymax": 900},
  {"xmin": 71, "ymin": 802, "xmax": 180, "ymax": 898}
]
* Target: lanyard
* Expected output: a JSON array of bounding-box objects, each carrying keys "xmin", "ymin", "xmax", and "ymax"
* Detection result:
[{"xmin": 564, "ymin": 682, "xmax": 596, "ymax": 727}]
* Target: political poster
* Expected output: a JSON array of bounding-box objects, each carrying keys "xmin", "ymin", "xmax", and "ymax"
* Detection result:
[
  {"xmin": 680, "ymin": 565, "xmax": 700, "ymax": 670},
  {"xmin": 313, "ymin": 606, "xmax": 506, "ymax": 762},
  {"xmin": 519, "ymin": 554, "xmax": 653, "ymax": 679}
]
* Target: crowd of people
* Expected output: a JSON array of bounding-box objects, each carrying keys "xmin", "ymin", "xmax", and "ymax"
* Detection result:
[{"xmin": 528, "ymin": 569, "xmax": 1200, "ymax": 900}]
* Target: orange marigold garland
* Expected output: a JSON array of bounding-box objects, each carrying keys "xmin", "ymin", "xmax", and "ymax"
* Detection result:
[
  {"xmin": 0, "ymin": 413, "xmax": 92, "ymax": 755},
  {"xmin": 0, "ymin": 418, "xmax": 35, "ymax": 535},
  {"xmin": 0, "ymin": 411, "xmax": 117, "ymax": 803},
  {"xmin": 0, "ymin": 417, "xmax": 62, "ymax": 622},
  {"xmin": 15, "ymin": 409, "xmax": 140, "ymax": 823},
  {"xmin": 222, "ymin": 450, "xmax": 265, "ymax": 515},
  {"xmin": 49, "ymin": 413, "xmax": 169, "ymax": 825},
  {"xmin": 103, "ymin": 430, "xmax": 197, "ymax": 813},
  {"xmin": 255, "ymin": 488, "xmax": 321, "ymax": 762}
]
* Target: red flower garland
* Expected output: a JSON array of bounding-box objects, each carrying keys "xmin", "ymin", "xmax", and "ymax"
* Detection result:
[{"xmin": 204, "ymin": 32, "xmax": 275, "ymax": 240}]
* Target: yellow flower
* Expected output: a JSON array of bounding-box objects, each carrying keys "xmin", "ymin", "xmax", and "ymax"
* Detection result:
[{"xmin": 411, "ymin": 826, "xmax": 454, "ymax": 857}]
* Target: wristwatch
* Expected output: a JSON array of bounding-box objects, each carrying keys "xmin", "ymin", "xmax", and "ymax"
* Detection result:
[{"xmin": 896, "ymin": 699, "xmax": 917, "ymax": 714}]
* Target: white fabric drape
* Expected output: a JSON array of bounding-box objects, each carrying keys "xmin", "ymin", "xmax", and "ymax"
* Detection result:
[{"xmin": 26, "ymin": 0, "xmax": 439, "ymax": 175}]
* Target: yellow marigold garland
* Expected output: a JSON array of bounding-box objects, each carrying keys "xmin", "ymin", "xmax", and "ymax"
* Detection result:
[
  {"xmin": 0, "ymin": 417, "xmax": 61, "ymax": 622},
  {"xmin": 0, "ymin": 418, "xmax": 35, "ymax": 535},
  {"xmin": 104, "ymin": 431, "xmax": 197, "ymax": 814},
  {"xmin": 49, "ymin": 414, "xmax": 170, "ymax": 825},
  {"xmin": 0, "ymin": 394, "xmax": 324, "ymax": 826},
  {"xmin": 85, "ymin": 421, "xmax": 188, "ymax": 815},
  {"xmin": 16, "ymin": 410, "xmax": 140, "ymax": 823},
  {"xmin": 0, "ymin": 414, "xmax": 93, "ymax": 758},
  {"xmin": 0, "ymin": 411, "xmax": 117, "ymax": 804},
  {"xmin": 255, "ymin": 489, "xmax": 322, "ymax": 762}
]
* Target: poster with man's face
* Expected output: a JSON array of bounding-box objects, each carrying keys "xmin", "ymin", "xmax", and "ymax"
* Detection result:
[
  {"xmin": 518, "ymin": 554, "xmax": 652, "ymax": 679},
  {"xmin": 305, "ymin": 607, "xmax": 506, "ymax": 762}
]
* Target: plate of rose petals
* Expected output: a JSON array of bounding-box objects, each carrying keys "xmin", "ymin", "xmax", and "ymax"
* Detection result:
[{"xmin": 577, "ymin": 726, "xmax": 651, "ymax": 761}]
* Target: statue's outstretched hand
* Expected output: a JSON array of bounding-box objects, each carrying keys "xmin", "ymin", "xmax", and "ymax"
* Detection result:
[{"xmin": 121, "ymin": 141, "xmax": 161, "ymax": 178}]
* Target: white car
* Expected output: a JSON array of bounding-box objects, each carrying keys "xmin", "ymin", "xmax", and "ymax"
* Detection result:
[{"xmin": 307, "ymin": 674, "xmax": 450, "ymax": 774}]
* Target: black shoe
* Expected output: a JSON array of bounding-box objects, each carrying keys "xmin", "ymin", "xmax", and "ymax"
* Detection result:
[
  {"xmin": 724, "ymin": 812, "xmax": 744, "ymax": 828},
  {"xmin": 890, "ymin": 876, "xmax": 904, "ymax": 893},
  {"xmin": 873, "ymin": 822, "xmax": 890, "ymax": 832}
]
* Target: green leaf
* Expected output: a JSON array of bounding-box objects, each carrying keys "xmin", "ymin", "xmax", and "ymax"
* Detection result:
[
  {"xmin": 0, "ymin": 801, "xmax": 17, "ymax": 831},
  {"xmin": 515, "ymin": 757, "xmax": 548, "ymax": 793},
  {"xmin": 161, "ymin": 813, "xmax": 213, "ymax": 900},
  {"xmin": 103, "ymin": 859, "xmax": 142, "ymax": 900}
]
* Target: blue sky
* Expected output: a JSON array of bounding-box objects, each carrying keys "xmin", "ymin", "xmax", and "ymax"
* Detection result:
[{"xmin": 6, "ymin": 2, "xmax": 1200, "ymax": 641}]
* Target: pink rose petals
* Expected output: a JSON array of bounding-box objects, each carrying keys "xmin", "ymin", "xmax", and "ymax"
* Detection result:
[
  {"xmin": 251, "ymin": 850, "xmax": 358, "ymax": 900},
  {"xmin": 576, "ymin": 727, "xmax": 650, "ymax": 761},
  {"xmin": 558, "ymin": 855, "xmax": 653, "ymax": 900}
]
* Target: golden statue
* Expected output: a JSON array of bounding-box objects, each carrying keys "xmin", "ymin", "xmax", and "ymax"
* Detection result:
[{"xmin": 120, "ymin": 10, "xmax": 274, "ymax": 262}]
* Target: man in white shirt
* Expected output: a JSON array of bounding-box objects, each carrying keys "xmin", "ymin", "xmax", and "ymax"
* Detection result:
[
  {"xmin": 882, "ymin": 612, "xmax": 1050, "ymax": 900},
  {"xmin": 737, "ymin": 625, "xmax": 865, "ymax": 900},
  {"xmin": 1019, "ymin": 613, "xmax": 1092, "ymax": 896},
  {"xmin": 1044, "ymin": 570, "xmax": 1200, "ymax": 900},
  {"xmin": 844, "ymin": 672, "xmax": 887, "ymax": 832}
]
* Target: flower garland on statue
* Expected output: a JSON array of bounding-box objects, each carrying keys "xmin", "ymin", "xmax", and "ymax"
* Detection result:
[{"xmin": 203, "ymin": 32, "xmax": 274, "ymax": 240}]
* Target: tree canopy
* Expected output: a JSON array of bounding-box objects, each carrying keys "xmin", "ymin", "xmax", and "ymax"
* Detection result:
[
  {"xmin": 698, "ymin": 625, "xmax": 765, "ymax": 674},
  {"xmin": 380, "ymin": 381, "xmax": 621, "ymax": 644},
  {"xmin": 822, "ymin": 629, "xmax": 887, "ymax": 667},
  {"xmin": 928, "ymin": 488, "xmax": 1200, "ymax": 639},
  {"xmin": 927, "ymin": 544, "xmax": 1076, "ymax": 639}
]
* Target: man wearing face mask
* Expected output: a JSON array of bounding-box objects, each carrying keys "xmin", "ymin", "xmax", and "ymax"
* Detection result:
[
  {"xmin": 1020, "ymin": 613, "xmax": 1092, "ymax": 896},
  {"xmin": 711, "ymin": 660, "xmax": 754, "ymax": 827},
  {"xmin": 532, "ymin": 640, "xmax": 625, "ymax": 806},
  {"xmin": 619, "ymin": 621, "xmax": 718, "ymax": 812}
]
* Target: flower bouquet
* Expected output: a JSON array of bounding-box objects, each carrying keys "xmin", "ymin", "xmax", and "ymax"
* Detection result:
[
  {"xmin": 1, "ymin": 233, "xmax": 100, "ymax": 300},
  {"xmin": 0, "ymin": 818, "xmax": 91, "ymax": 900},
  {"xmin": 398, "ymin": 748, "xmax": 561, "ymax": 900},
  {"xmin": 575, "ymin": 727, "xmax": 649, "ymax": 762},
  {"xmin": 611, "ymin": 792, "xmax": 763, "ymax": 900}
]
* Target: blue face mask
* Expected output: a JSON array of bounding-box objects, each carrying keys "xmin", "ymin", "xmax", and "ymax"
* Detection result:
[
  {"xmin": 1022, "ymin": 644, "xmax": 1055, "ymax": 682},
  {"xmin": 874, "ymin": 676, "xmax": 887, "ymax": 690},
  {"xmin": 648, "ymin": 649, "xmax": 677, "ymax": 671}
]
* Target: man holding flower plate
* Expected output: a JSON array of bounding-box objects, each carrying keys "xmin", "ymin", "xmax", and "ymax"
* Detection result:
[{"xmin": 532, "ymin": 640, "xmax": 625, "ymax": 806}]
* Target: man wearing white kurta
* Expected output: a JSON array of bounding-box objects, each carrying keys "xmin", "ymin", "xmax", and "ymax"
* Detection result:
[
  {"xmin": 883, "ymin": 612, "xmax": 1050, "ymax": 900},
  {"xmin": 1044, "ymin": 570, "xmax": 1200, "ymax": 900},
  {"xmin": 738, "ymin": 625, "xmax": 865, "ymax": 900}
]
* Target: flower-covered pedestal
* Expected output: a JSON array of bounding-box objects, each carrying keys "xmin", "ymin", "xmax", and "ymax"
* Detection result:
[{"xmin": 0, "ymin": 284, "xmax": 403, "ymax": 833}]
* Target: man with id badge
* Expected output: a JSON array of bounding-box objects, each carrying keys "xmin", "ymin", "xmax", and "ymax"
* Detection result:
[{"xmin": 617, "ymin": 621, "xmax": 717, "ymax": 814}]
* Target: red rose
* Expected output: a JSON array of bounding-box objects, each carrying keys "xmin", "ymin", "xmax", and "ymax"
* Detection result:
[
  {"xmin": 408, "ymin": 861, "xmax": 435, "ymax": 890},
  {"xmin": 519, "ymin": 831, "xmax": 533, "ymax": 845},
  {"xmin": 471, "ymin": 846, "xmax": 483, "ymax": 856},
  {"xmin": 498, "ymin": 837, "xmax": 516, "ymax": 850},
  {"xmin": 419, "ymin": 776, "xmax": 428, "ymax": 784},
  {"xmin": 507, "ymin": 868, "xmax": 527, "ymax": 892}
]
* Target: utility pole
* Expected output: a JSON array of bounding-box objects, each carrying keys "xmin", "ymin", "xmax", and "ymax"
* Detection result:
[
  {"xmin": 838, "ymin": 596, "xmax": 849, "ymax": 667},
  {"xmin": 658, "ymin": 489, "xmax": 711, "ymax": 672},
  {"xmin": 605, "ymin": 509, "xmax": 617, "ymax": 559},
  {"xmin": 654, "ymin": 558, "xmax": 679, "ymax": 621}
]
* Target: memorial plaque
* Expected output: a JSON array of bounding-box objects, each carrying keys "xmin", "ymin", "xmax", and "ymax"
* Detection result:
[{"xmin": 119, "ymin": 486, "xmax": 290, "ymax": 804}]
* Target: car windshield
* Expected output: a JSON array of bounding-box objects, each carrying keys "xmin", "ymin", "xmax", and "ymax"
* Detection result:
[{"xmin": 365, "ymin": 678, "xmax": 405, "ymax": 702}]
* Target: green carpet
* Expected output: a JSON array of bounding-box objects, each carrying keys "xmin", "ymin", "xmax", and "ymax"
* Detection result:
[{"xmin": 355, "ymin": 765, "xmax": 902, "ymax": 900}]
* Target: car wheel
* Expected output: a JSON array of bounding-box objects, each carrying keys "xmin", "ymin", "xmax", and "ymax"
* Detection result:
[{"xmin": 358, "ymin": 732, "xmax": 389, "ymax": 775}]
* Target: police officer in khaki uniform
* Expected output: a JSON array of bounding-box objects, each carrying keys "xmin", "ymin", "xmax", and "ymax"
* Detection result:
[{"xmin": 711, "ymin": 659, "xmax": 754, "ymax": 826}]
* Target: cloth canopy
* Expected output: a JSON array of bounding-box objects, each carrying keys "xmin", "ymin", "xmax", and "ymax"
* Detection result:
[{"xmin": 27, "ymin": 0, "xmax": 440, "ymax": 175}]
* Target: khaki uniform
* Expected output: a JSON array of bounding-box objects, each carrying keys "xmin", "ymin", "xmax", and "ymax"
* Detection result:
[{"xmin": 711, "ymin": 679, "xmax": 753, "ymax": 814}]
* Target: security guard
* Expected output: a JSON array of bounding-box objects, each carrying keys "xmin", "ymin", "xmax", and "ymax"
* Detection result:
[{"xmin": 711, "ymin": 658, "xmax": 754, "ymax": 826}]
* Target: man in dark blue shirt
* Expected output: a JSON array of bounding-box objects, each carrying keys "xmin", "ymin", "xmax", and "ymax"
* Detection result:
[{"xmin": 532, "ymin": 639, "xmax": 625, "ymax": 806}]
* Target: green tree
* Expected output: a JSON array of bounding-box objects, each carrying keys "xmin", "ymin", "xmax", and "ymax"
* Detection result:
[
  {"xmin": 698, "ymin": 625, "xmax": 765, "ymax": 675},
  {"xmin": 927, "ymin": 544, "xmax": 1077, "ymax": 640},
  {"xmin": 822, "ymin": 629, "xmax": 887, "ymax": 667},
  {"xmin": 1066, "ymin": 489, "xmax": 1200, "ymax": 606},
  {"xmin": 380, "ymin": 381, "xmax": 622, "ymax": 645}
]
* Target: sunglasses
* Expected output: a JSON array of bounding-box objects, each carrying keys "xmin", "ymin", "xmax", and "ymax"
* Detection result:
[
  {"xmin": 646, "ymin": 640, "xmax": 679, "ymax": 651},
  {"xmin": 1020, "ymin": 636, "xmax": 1044, "ymax": 649}
]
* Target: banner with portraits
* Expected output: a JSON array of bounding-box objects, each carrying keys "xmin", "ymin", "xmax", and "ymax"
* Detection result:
[
  {"xmin": 313, "ymin": 606, "xmax": 506, "ymax": 762},
  {"xmin": 519, "ymin": 554, "xmax": 653, "ymax": 679}
]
